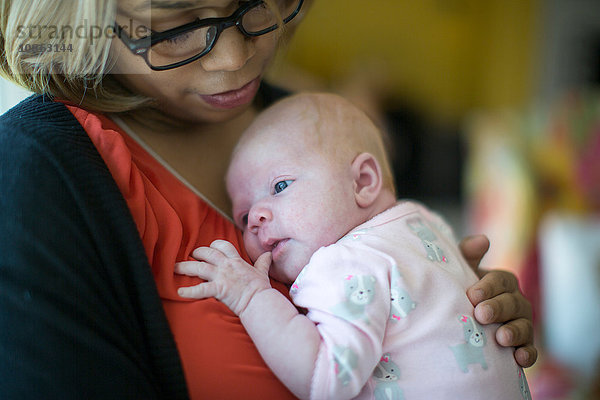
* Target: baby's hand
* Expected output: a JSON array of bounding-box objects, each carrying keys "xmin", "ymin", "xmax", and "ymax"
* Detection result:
[{"xmin": 175, "ymin": 240, "xmax": 272, "ymax": 316}]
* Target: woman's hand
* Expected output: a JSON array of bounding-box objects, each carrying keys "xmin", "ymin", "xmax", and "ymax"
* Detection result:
[
  {"xmin": 460, "ymin": 235, "xmax": 537, "ymax": 368},
  {"xmin": 175, "ymin": 240, "xmax": 273, "ymax": 316}
]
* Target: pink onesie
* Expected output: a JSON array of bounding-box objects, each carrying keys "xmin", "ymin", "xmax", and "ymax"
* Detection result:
[{"xmin": 290, "ymin": 201, "xmax": 531, "ymax": 400}]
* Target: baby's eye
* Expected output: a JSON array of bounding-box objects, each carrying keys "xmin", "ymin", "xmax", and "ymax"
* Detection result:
[
  {"xmin": 236, "ymin": 212, "xmax": 248, "ymax": 230},
  {"xmin": 274, "ymin": 180, "xmax": 293, "ymax": 194}
]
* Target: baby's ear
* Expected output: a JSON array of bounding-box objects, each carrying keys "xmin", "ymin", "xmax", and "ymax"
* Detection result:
[{"xmin": 351, "ymin": 152, "xmax": 383, "ymax": 208}]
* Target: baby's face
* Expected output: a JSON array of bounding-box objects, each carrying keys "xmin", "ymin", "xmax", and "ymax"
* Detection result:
[{"xmin": 226, "ymin": 134, "xmax": 358, "ymax": 284}]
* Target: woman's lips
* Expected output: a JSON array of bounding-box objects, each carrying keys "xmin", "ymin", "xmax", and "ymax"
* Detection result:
[{"xmin": 200, "ymin": 78, "xmax": 260, "ymax": 109}]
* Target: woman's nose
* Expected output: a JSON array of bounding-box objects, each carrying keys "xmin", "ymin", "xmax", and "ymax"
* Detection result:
[{"xmin": 199, "ymin": 27, "xmax": 254, "ymax": 72}]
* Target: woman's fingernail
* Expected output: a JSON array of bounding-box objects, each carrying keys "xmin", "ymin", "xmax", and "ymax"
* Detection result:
[
  {"xmin": 502, "ymin": 327, "xmax": 514, "ymax": 344},
  {"xmin": 480, "ymin": 305, "xmax": 494, "ymax": 322},
  {"xmin": 522, "ymin": 350, "xmax": 531, "ymax": 364}
]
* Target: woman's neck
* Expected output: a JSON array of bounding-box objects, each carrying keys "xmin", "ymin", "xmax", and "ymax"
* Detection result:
[{"xmin": 117, "ymin": 106, "xmax": 259, "ymax": 216}]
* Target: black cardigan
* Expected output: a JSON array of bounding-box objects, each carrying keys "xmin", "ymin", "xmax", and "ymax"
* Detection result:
[
  {"xmin": 0, "ymin": 94, "xmax": 189, "ymax": 399},
  {"xmin": 0, "ymin": 81, "xmax": 289, "ymax": 399}
]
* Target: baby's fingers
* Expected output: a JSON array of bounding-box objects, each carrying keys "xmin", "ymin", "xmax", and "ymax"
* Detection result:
[
  {"xmin": 178, "ymin": 282, "xmax": 216, "ymax": 299},
  {"xmin": 174, "ymin": 261, "xmax": 215, "ymax": 279},
  {"xmin": 210, "ymin": 240, "xmax": 241, "ymax": 258}
]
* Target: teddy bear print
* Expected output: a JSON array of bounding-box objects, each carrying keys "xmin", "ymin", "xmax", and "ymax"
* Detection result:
[
  {"xmin": 389, "ymin": 267, "xmax": 416, "ymax": 322},
  {"xmin": 390, "ymin": 287, "xmax": 416, "ymax": 322},
  {"xmin": 331, "ymin": 275, "xmax": 376, "ymax": 323},
  {"xmin": 372, "ymin": 353, "xmax": 405, "ymax": 400},
  {"xmin": 450, "ymin": 314, "xmax": 488, "ymax": 373},
  {"xmin": 407, "ymin": 217, "xmax": 447, "ymax": 263},
  {"xmin": 333, "ymin": 345, "xmax": 358, "ymax": 386}
]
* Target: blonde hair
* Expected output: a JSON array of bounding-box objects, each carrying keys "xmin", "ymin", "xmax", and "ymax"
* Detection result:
[
  {"xmin": 0, "ymin": 0, "xmax": 286, "ymax": 113},
  {"xmin": 0, "ymin": 0, "xmax": 151, "ymax": 112}
]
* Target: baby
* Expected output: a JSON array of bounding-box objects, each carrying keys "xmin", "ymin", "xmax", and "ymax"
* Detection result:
[{"xmin": 176, "ymin": 93, "xmax": 531, "ymax": 400}]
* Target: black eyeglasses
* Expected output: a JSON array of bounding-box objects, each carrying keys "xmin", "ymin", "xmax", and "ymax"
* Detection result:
[{"xmin": 115, "ymin": 0, "xmax": 303, "ymax": 71}]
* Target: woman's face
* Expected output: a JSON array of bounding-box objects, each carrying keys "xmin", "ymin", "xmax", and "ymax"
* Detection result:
[{"xmin": 110, "ymin": 0, "xmax": 288, "ymax": 124}]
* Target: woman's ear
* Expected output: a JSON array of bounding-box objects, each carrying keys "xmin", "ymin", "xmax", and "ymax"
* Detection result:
[{"xmin": 351, "ymin": 152, "xmax": 383, "ymax": 208}]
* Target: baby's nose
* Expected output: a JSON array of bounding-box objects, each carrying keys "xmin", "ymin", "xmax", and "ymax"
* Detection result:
[{"xmin": 248, "ymin": 205, "xmax": 272, "ymax": 232}]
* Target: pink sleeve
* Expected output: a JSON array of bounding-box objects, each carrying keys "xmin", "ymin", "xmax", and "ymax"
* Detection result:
[{"xmin": 290, "ymin": 244, "xmax": 394, "ymax": 399}]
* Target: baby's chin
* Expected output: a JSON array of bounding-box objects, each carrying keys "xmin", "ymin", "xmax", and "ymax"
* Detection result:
[
  {"xmin": 268, "ymin": 267, "xmax": 294, "ymax": 285},
  {"xmin": 269, "ymin": 260, "xmax": 305, "ymax": 286}
]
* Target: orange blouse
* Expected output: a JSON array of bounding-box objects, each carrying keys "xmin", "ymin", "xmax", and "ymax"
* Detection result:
[{"xmin": 66, "ymin": 105, "xmax": 295, "ymax": 399}]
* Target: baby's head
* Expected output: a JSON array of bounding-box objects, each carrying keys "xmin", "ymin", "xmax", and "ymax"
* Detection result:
[{"xmin": 226, "ymin": 92, "xmax": 396, "ymax": 283}]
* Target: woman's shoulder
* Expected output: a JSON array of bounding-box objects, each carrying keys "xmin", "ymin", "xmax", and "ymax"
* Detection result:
[
  {"xmin": 1, "ymin": 94, "xmax": 79, "ymax": 128},
  {"xmin": 0, "ymin": 94, "xmax": 90, "ymax": 152},
  {"xmin": 0, "ymin": 94, "xmax": 115, "ymax": 203},
  {"xmin": 0, "ymin": 94, "xmax": 99, "ymax": 165}
]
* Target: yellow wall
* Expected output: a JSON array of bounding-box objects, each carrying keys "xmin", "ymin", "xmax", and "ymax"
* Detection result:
[{"xmin": 271, "ymin": 0, "xmax": 539, "ymax": 125}]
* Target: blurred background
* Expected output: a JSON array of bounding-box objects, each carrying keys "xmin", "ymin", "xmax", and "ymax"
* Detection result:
[
  {"xmin": 2, "ymin": 0, "xmax": 599, "ymax": 398},
  {"xmin": 268, "ymin": 0, "xmax": 600, "ymax": 398}
]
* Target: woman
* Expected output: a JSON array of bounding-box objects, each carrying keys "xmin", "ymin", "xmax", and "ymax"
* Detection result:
[{"xmin": 0, "ymin": 1, "xmax": 535, "ymax": 398}]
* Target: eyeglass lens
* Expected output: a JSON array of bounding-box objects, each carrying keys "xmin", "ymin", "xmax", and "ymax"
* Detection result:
[{"xmin": 147, "ymin": 0, "xmax": 301, "ymax": 69}]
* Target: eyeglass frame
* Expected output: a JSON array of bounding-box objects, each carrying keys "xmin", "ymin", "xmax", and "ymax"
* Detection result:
[{"xmin": 114, "ymin": 0, "xmax": 304, "ymax": 71}]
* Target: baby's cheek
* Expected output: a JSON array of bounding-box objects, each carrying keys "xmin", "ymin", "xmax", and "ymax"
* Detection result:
[{"xmin": 243, "ymin": 235, "xmax": 261, "ymax": 262}]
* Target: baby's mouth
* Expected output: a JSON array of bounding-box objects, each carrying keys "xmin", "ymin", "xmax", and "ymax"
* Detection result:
[
  {"xmin": 265, "ymin": 237, "xmax": 283, "ymax": 250},
  {"xmin": 271, "ymin": 239, "xmax": 289, "ymax": 260}
]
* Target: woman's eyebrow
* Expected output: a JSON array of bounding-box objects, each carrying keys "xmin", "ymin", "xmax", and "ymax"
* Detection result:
[{"xmin": 136, "ymin": 0, "xmax": 199, "ymax": 11}]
